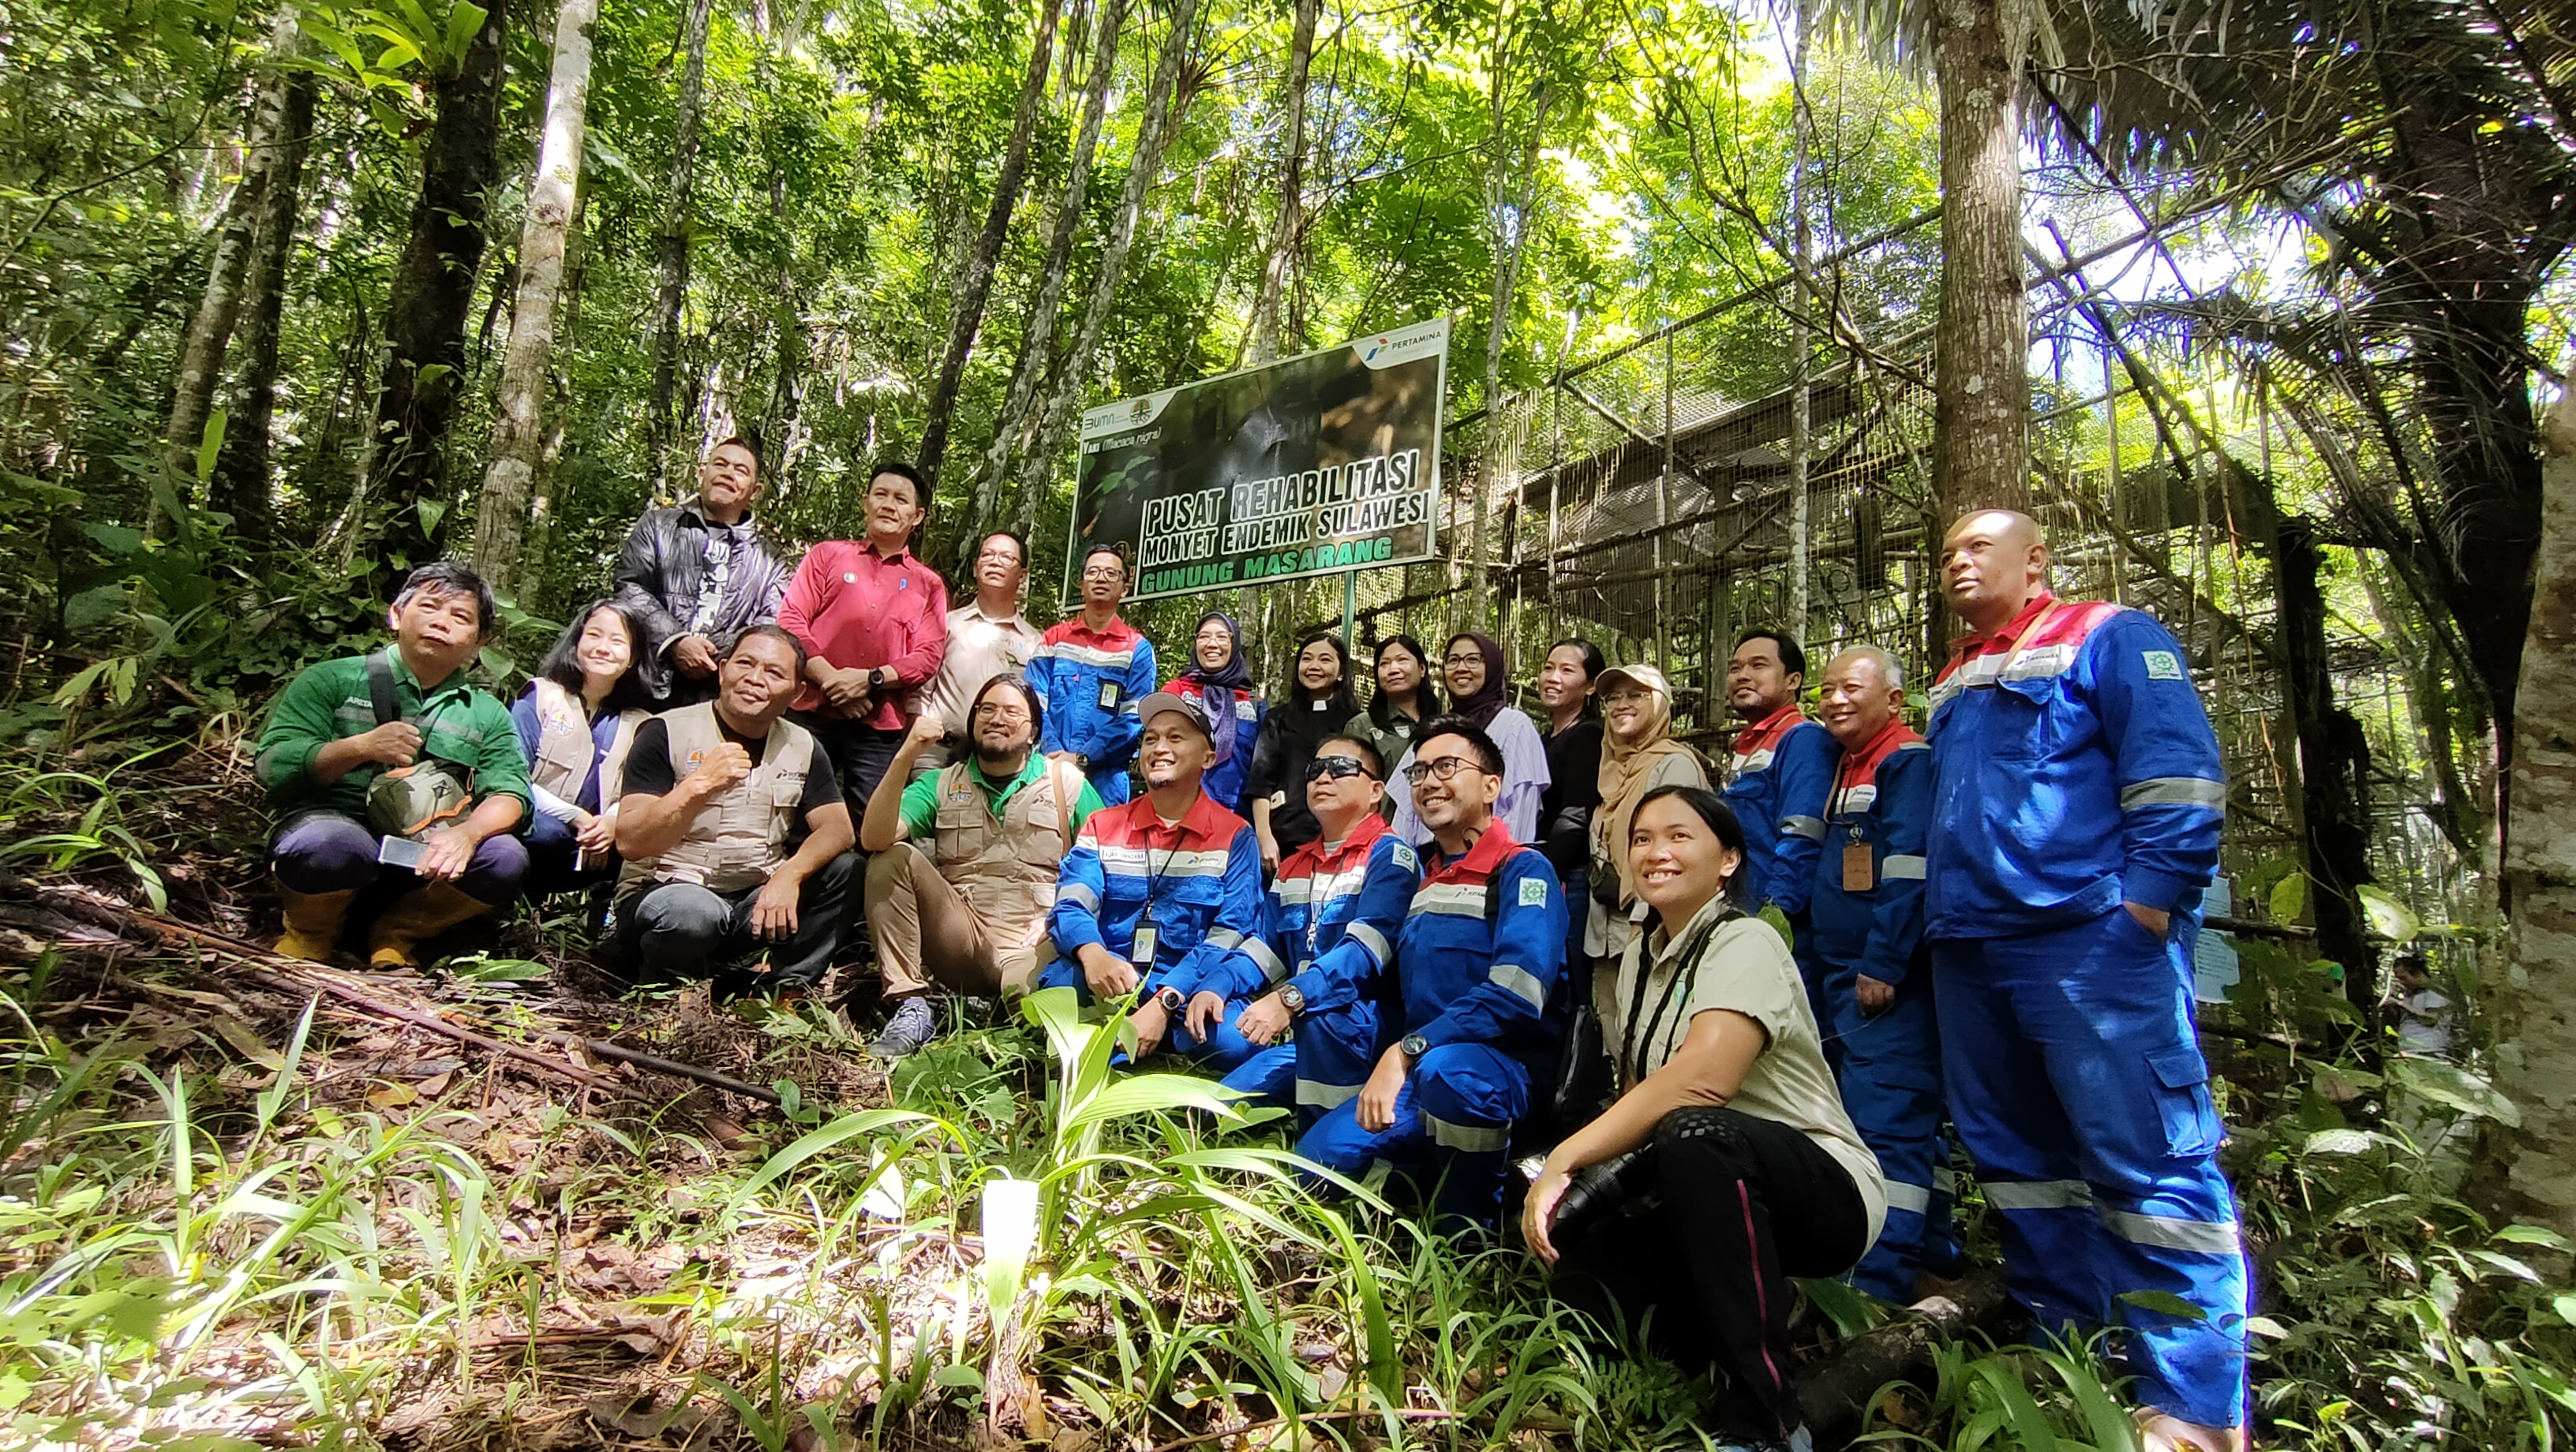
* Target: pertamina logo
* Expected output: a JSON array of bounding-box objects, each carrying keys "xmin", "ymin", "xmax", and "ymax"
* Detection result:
[{"xmin": 1363, "ymin": 335, "xmax": 1394, "ymax": 362}]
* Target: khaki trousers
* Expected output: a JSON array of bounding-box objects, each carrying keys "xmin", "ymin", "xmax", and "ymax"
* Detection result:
[{"xmin": 862, "ymin": 843, "xmax": 1048, "ymax": 1000}]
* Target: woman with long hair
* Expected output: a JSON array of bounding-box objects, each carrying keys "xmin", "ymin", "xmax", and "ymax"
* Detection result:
[
  {"xmin": 1163, "ymin": 611, "xmax": 1264, "ymax": 814},
  {"xmin": 1385, "ymin": 632, "xmax": 1548, "ymax": 845},
  {"xmin": 509, "ymin": 600, "xmax": 657, "ymax": 896},
  {"xmin": 1524, "ymin": 786, "xmax": 1882, "ymax": 1452},
  {"xmin": 1245, "ymin": 631, "xmax": 1361, "ymax": 870},
  {"xmin": 1346, "ymin": 634, "xmax": 1443, "ymax": 776}
]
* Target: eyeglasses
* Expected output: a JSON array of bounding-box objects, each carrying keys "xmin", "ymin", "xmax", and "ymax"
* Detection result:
[
  {"xmin": 1443, "ymin": 653, "xmax": 1483, "ymax": 668},
  {"xmin": 1305, "ymin": 756, "xmax": 1377, "ymax": 784},
  {"xmin": 977, "ymin": 547, "xmax": 1023, "ymax": 564},
  {"xmin": 1080, "ymin": 566, "xmax": 1125, "ymax": 581},
  {"xmin": 975, "ymin": 705, "xmax": 1032, "ymax": 725},
  {"xmin": 1601, "ymin": 689, "xmax": 1649, "ymax": 707},
  {"xmin": 1402, "ymin": 754, "xmax": 1487, "ymax": 786}
]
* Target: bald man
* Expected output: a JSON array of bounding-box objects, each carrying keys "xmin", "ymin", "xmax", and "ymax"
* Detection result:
[
  {"xmin": 1810, "ymin": 646, "xmax": 1959, "ymax": 1304},
  {"xmin": 1924, "ymin": 511, "xmax": 2243, "ymax": 1450}
]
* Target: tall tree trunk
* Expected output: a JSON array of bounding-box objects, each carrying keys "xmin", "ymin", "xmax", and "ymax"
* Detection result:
[
  {"xmin": 163, "ymin": 13, "xmax": 305, "ymax": 494},
  {"xmin": 2488, "ymin": 373, "xmax": 2576, "ymax": 1237},
  {"xmin": 474, "ymin": 0, "xmax": 600, "ymax": 594},
  {"xmin": 1466, "ymin": 17, "xmax": 1548, "ymax": 630},
  {"xmin": 966, "ymin": 0, "xmax": 1131, "ymax": 557},
  {"xmin": 212, "ymin": 64, "xmax": 318, "ymax": 544},
  {"xmin": 1245, "ymin": 0, "xmax": 1318, "ymax": 366},
  {"xmin": 2278, "ymin": 518, "xmax": 2381, "ymax": 1010},
  {"xmin": 648, "ymin": 0, "xmax": 715, "ymax": 496},
  {"xmin": 1008, "ymin": 0, "xmax": 1200, "ymax": 538},
  {"xmin": 915, "ymin": 0, "xmax": 1065, "ymax": 490},
  {"xmin": 369, "ymin": 0, "xmax": 512, "ymax": 578},
  {"xmin": 763, "ymin": 170, "xmax": 806, "ymax": 495},
  {"xmin": 1928, "ymin": 0, "xmax": 2031, "ymax": 519}
]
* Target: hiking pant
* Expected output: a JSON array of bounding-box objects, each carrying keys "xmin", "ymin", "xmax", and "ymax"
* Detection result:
[
  {"xmin": 1824, "ymin": 964, "xmax": 1959, "ymax": 1300},
  {"xmin": 1218, "ymin": 996, "xmax": 1386, "ymax": 1131},
  {"xmin": 1297, "ymin": 1041, "xmax": 1530, "ymax": 1225},
  {"xmin": 861, "ymin": 843, "xmax": 1048, "ymax": 999},
  {"xmin": 616, "ymin": 852, "xmax": 857, "ymax": 989},
  {"xmin": 272, "ymin": 810, "xmax": 527, "ymax": 908}
]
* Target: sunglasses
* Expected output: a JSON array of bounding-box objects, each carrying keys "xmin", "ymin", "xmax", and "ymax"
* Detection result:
[{"xmin": 1305, "ymin": 755, "xmax": 1378, "ymax": 784}]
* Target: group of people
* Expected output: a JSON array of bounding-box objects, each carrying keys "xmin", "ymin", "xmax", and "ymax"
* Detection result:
[{"xmin": 248, "ymin": 436, "xmax": 2248, "ymax": 1452}]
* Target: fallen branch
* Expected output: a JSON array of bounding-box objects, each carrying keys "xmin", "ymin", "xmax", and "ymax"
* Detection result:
[{"xmin": 1794, "ymin": 1266, "xmax": 2012, "ymax": 1443}]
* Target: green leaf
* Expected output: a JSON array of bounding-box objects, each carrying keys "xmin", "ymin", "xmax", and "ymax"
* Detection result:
[
  {"xmin": 1971, "ymin": 1357, "xmax": 2061, "ymax": 1451},
  {"xmin": 2494, "ymin": 1224, "xmax": 2575, "ymax": 1251},
  {"xmin": 1064, "ymin": 1072, "xmax": 1244, "ymax": 1132},
  {"xmin": 732, "ymin": 1108, "xmax": 929, "ymax": 1203},
  {"xmin": 443, "ymin": 0, "xmax": 489, "ymax": 64},
  {"xmin": 2117, "ymin": 1289, "xmax": 2208, "ymax": 1322},
  {"xmin": 2551, "ymin": 1293, "xmax": 2576, "ymax": 1329},
  {"xmin": 2269, "ymin": 870, "xmax": 2308, "ymax": 925},
  {"xmin": 930, "ymin": 1363, "xmax": 986, "ymax": 1391},
  {"xmin": 1795, "ymin": 1274, "xmax": 1885, "ymax": 1334},
  {"xmin": 2301, "ymin": 1128, "xmax": 2377, "ymax": 1156},
  {"xmin": 2356, "ymin": 884, "xmax": 2421, "ymax": 943},
  {"xmin": 2466, "ymin": 1249, "xmax": 2540, "ymax": 1283},
  {"xmin": 2387, "ymin": 1056, "xmax": 2522, "ymax": 1127},
  {"xmin": 195, "ymin": 407, "xmax": 227, "ymax": 483},
  {"xmin": 1758, "ymin": 903, "xmax": 1793, "ymax": 949}
]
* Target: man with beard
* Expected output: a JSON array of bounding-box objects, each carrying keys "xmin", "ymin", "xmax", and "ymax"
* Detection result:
[
  {"xmin": 613, "ymin": 626, "xmax": 858, "ymax": 996},
  {"xmin": 1034, "ymin": 694, "xmax": 1267, "ymax": 1072},
  {"xmin": 858, "ymin": 674, "xmax": 1106, "ymax": 1057},
  {"xmin": 611, "ymin": 438, "xmax": 794, "ymax": 703}
]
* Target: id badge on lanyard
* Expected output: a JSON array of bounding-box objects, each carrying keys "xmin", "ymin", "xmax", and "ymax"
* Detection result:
[
  {"xmin": 1131, "ymin": 916, "xmax": 1158, "ymax": 967},
  {"xmin": 1841, "ymin": 834, "xmax": 1874, "ymax": 892}
]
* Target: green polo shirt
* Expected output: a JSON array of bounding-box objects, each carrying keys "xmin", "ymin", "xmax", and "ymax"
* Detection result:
[
  {"xmin": 898, "ymin": 754, "xmax": 1105, "ymax": 842},
  {"xmin": 254, "ymin": 649, "xmax": 532, "ymax": 825}
]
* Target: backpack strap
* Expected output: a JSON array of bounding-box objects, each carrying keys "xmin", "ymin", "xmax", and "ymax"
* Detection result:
[
  {"xmin": 366, "ymin": 649, "xmax": 403, "ymax": 727},
  {"xmin": 1046, "ymin": 756, "xmax": 1080, "ymax": 850}
]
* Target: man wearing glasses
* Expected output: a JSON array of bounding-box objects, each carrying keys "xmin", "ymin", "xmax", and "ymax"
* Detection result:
[
  {"xmin": 1218, "ymin": 735, "xmax": 1423, "ymax": 1128},
  {"xmin": 1030, "ymin": 544, "xmax": 1158, "ymax": 805},
  {"xmin": 911, "ymin": 530, "xmax": 1044, "ymax": 780},
  {"xmin": 857, "ymin": 673, "xmax": 1105, "ymax": 1057},
  {"xmin": 1035, "ymin": 694, "xmax": 1268, "ymax": 1071},
  {"xmin": 1300, "ymin": 716, "xmax": 1568, "ymax": 1227}
]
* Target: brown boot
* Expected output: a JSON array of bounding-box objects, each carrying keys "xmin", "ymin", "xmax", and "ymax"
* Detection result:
[
  {"xmin": 275, "ymin": 887, "xmax": 357, "ymax": 961},
  {"xmin": 365, "ymin": 881, "xmax": 494, "ymax": 970}
]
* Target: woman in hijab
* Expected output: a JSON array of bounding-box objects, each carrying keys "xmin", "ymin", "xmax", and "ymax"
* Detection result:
[
  {"xmin": 1588, "ymin": 664, "xmax": 1709, "ymax": 967},
  {"xmin": 1246, "ymin": 631, "xmax": 1361, "ymax": 870},
  {"xmin": 1346, "ymin": 634, "xmax": 1443, "ymax": 777},
  {"xmin": 1165, "ymin": 611, "xmax": 1264, "ymax": 814},
  {"xmin": 1386, "ymin": 632, "xmax": 1550, "ymax": 845},
  {"xmin": 1236, "ymin": 631, "xmax": 1360, "ymax": 870}
]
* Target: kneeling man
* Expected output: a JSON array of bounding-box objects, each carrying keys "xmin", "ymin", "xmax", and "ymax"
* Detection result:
[
  {"xmin": 1300, "ymin": 717, "xmax": 1567, "ymax": 1226},
  {"xmin": 1219, "ymin": 735, "xmax": 1420, "ymax": 1128},
  {"xmin": 256, "ymin": 562, "xmax": 531, "ymax": 968},
  {"xmin": 614, "ymin": 626, "xmax": 856, "ymax": 993},
  {"xmin": 1034, "ymin": 693, "xmax": 1266, "ymax": 1070},
  {"xmin": 859, "ymin": 674, "xmax": 1106, "ymax": 1058}
]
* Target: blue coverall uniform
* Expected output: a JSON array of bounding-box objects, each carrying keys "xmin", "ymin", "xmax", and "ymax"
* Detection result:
[
  {"xmin": 1723, "ymin": 704, "xmax": 1836, "ymax": 915},
  {"xmin": 1810, "ymin": 719, "xmax": 1960, "ymax": 1300},
  {"xmin": 1029, "ymin": 618, "xmax": 1157, "ymax": 806},
  {"xmin": 1299, "ymin": 823, "xmax": 1566, "ymax": 1225},
  {"xmin": 1926, "ymin": 591, "xmax": 2244, "ymax": 1428},
  {"xmin": 1219, "ymin": 814, "xmax": 1421, "ymax": 1128},
  {"xmin": 1034, "ymin": 788, "xmax": 1267, "ymax": 1071}
]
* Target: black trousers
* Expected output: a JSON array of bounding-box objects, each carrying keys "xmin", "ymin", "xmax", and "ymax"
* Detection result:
[
  {"xmin": 798, "ymin": 717, "xmax": 906, "ymax": 811},
  {"xmin": 1551, "ymin": 1106, "xmax": 1872, "ymax": 1442}
]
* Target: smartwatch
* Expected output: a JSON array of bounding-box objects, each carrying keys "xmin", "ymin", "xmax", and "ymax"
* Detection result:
[
  {"xmin": 871, "ymin": 666, "xmax": 892, "ymax": 692},
  {"xmin": 1399, "ymin": 1033, "xmax": 1429, "ymax": 1062},
  {"xmin": 1155, "ymin": 986, "xmax": 1186, "ymax": 1013},
  {"xmin": 1278, "ymin": 985, "xmax": 1306, "ymax": 1015}
]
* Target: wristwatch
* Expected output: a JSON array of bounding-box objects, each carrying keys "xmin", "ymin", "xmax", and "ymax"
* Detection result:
[
  {"xmin": 1278, "ymin": 985, "xmax": 1306, "ymax": 1015},
  {"xmin": 1399, "ymin": 1033, "xmax": 1429, "ymax": 1062},
  {"xmin": 1155, "ymin": 986, "xmax": 1186, "ymax": 1012},
  {"xmin": 871, "ymin": 666, "xmax": 892, "ymax": 692}
]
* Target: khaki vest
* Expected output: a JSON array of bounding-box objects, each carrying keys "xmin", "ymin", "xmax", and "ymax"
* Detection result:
[
  {"xmin": 620, "ymin": 703, "xmax": 814, "ymax": 895},
  {"xmin": 929, "ymin": 757, "xmax": 1075, "ymax": 950},
  {"xmin": 528, "ymin": 679, "xmax": 646, "ymax": 807}
]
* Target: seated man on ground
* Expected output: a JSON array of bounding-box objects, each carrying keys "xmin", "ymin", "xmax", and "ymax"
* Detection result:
[
  {"xmin": 1033, "ymin": 693, "xmax": 1267, "ymax": 1072},
  {"xmin": 612, "ymin": 626, "xmax": 857, "ymax": 995},
  {"xmin": 256, "ymin": 562, "xmax": 532, "ymax": 969},
  {"xmin": 858, "ymin": 673, "xmax": 1106, "ymax": 1058},
  {"xmin": 1300, "ymin": 717, "xmax": 1567, "ymax": 1227},
  {"xmin": 1219, "ymin": 735, "xmax": 1421, "ymax": 1127}
]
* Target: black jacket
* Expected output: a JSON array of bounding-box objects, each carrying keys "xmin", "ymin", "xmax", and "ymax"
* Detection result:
[
  {"xmin": 609, "ymin": 499, "xmax": 793, "ymax": 696},
  {"xmin": 1539, "ymin": 717, "xmax": 1603, "ymax": 880}
]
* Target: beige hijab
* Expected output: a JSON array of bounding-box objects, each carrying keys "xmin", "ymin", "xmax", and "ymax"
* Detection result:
[{"xmin": 1593, "ymin": 664, "xmax": 1705, "ymax": 905}]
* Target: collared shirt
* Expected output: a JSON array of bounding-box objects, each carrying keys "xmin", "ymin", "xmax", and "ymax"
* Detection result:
[
  {"xmin": 254, "ymin": 649, "xmax": 532, "ymax": 824},
  {"xmin": 1826, "ymin": 717, "xmax": 1925, "ymax": 816},
  {"xmin": 1720, "ymin": 702, "xmax": 1836, "ymax": 916},
  {"xmin": 1399, "ymin": 821, "xmax": 1566, "ymax": 1057},
  {"xmin": 917, "ymin": 599, "xmax": 1043, "ymax": 732},
  {"xmin": 897, "ymin": 753, "xmax": 1104, "ymax": 840},
  {"xmin": 1728, "ymin": 703, "xmax": 1812, "ymax": 775},
  {"xmin": 1047, "ymin": 787, "xmax": 1265, "ymax": 998},
  {"xmin": 1030, "ymin": 615, "xmax": 1157, "ymax": 774},
  {"xmin": 777, "ymin": 539, "xmax": 951, "ymax": 728}
]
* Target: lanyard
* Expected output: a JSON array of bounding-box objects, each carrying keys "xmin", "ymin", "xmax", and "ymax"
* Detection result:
[{"xmin": 1622, "ymin": 908, "xmax": 1729, "ymax": 1090}]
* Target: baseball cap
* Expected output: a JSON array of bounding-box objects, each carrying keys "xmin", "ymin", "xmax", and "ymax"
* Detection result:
[{"xmin": 1136, "ymin": 690, "xmax": 1214, "ymax": 742}]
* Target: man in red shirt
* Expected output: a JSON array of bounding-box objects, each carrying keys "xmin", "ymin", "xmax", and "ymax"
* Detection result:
[{"xmin": 777, "ymin": 462, "xmax": 951, "ymax": 807}]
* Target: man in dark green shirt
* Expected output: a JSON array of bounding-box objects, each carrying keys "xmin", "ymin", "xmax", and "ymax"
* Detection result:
[{"xmin": 254, "ymin": 563, "xmax": 532, "ymax": 967}]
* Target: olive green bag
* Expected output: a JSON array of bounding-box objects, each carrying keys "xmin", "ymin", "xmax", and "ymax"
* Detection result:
[{"xmin": 362, "ymin": 651, "xmax": 476, "ymax": 839}]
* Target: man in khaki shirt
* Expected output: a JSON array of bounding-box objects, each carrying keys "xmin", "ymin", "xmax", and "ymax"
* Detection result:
[{"xmin": 911, "ymin": 530, "xmax": 1043, "ymax": 779}]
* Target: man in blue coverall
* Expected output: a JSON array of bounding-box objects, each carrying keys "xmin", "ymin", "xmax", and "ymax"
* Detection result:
[
  {"xmin": 1034, "ymin": 693, "xmax": 1267, "ymax": 1071},
  {"xmin": 1219, "ymin": 734, "xmax": 1421, "ymax": 1128},
  {"xmin": 1926, "ymin": 510, "xmax": 2245, "ymax": 1452},
  {"xmin": 1300, "ymin": 717, "xmax": 1567, "ymax": 1227},
  {"xmin": 1810, "ymin": 645, "xmax": 1960, "ymax": 1303},
  {"xmin": 1031, "ymin": 544, "xmax": 1159, "ymax": 805}
]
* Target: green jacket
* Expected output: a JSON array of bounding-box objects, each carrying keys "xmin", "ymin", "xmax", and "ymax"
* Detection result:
[{"xmin": 254, "ymin": 649, "xmax": 532, "ymax": 825}]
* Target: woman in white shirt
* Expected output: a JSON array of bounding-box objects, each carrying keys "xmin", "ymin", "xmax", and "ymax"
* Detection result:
[{"xmin": 1523, "ymin": 784, "xmax": 1884, "ymax": 1452}]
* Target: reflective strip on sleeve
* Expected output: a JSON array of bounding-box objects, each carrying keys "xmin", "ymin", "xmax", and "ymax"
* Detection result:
[
  {"xmin": 1274, "ymin": 878, "xmax": 1315, "ymax": 906},
  {"xmin": 1346, "ymin": 920, "xmax": 1392, "ymax": 967},
  {"xmin": 1488, "ymin": 963, "xmax": 1546, "ymax": 1009},
  {"xmin": 1882, "ymin": 1180, "xmax": 1933, "ymax": 1215},
  {"xmin": 2101, "ymin": 1208, "xmax": 2241, "ymax": 1256},
  {"xmin": 1780, "ymin": 814, "xmax": 1828, "ymax": 841},
  {"xmin": 1205, "ymin": 927, "xmax": 1245, "ymax": 949},
  {"xmin": 2121, "ymin": 777, "xmax": 2228, "ymax": 812},
  {"xmin": 1060, "ymin": 882, "xmax": 1101, "ymax": 915},
  {"xmin": 1424, "ymin": 1113, "xmax": 1511, "ymax": 1153},
  {"xmin": 1983, "ymin": 1179, "xmax": 2095, "ymax": 1212},
  {"xmin": 1295, "ymin": 1079, "xmax": 1364, "ymax": 1110},
  {"xmin": 1239, "ymin": 936, "xmax": 1290, "ymax": 983},
  {"xmin": 1881, "ymin": 854, "xmax": 1928, "ymax": 880}
]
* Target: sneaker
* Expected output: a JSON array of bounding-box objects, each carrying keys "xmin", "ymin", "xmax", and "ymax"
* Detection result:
[{"xmin": 872, "ymin": 996, "xmax": 940, "ymax": 1059}]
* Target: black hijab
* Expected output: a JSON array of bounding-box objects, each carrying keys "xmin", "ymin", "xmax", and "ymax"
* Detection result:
[{"xmin": 1444, "ymin": 632, "xmax": 1511, "ymax": 729}]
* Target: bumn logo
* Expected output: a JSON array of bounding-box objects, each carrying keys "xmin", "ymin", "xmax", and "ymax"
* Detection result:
[{"xmin": 1364, "ymin": 335, "xmax": 1393, "ymax": 361}]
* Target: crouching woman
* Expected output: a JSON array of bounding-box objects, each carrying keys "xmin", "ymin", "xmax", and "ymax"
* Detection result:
[{"xmin": 1522, "ymin": 786, "xmax": 1886, "ymax": 1452}]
